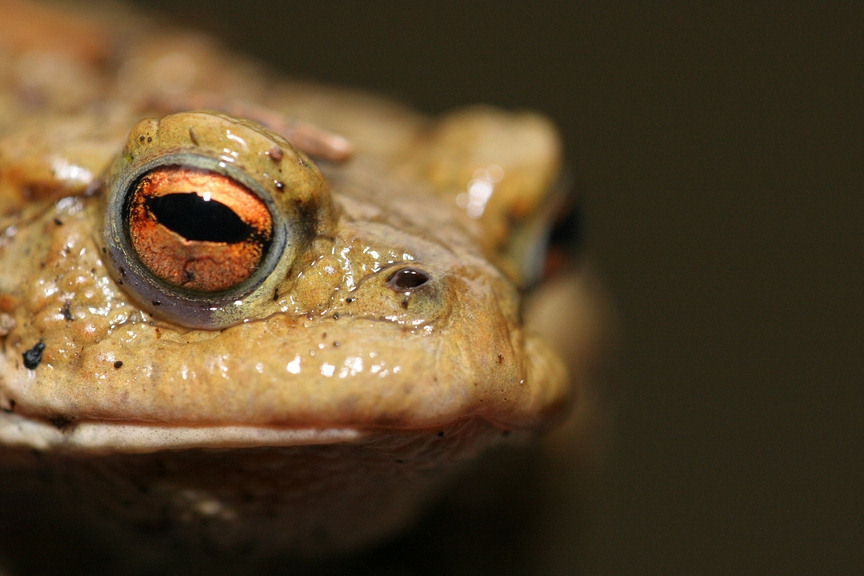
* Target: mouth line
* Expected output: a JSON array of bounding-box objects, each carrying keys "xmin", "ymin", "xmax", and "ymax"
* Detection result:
[{"xmin": 0, "ymin": 412, "xmax": 363, "ymax": 454}]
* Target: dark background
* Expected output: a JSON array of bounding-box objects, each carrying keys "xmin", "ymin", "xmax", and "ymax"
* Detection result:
[{"xmin": 128, "ymin": 2, "xmax": 862, "ymax": 574}]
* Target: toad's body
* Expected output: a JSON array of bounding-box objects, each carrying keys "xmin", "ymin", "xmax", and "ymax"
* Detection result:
[{"xmin": 0, "ymin": 0, "xmax": 575, "ymax": 562}]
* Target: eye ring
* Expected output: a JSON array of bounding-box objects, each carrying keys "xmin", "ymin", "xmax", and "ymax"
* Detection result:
[{"xmin": 104, "ymin": 153, "xmax": 289, "ymax": 327}]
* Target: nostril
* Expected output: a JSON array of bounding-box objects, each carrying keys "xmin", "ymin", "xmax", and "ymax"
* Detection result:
[{"xmin": 386, "ymin": 267, "xmax": 430, "ymax": 292}]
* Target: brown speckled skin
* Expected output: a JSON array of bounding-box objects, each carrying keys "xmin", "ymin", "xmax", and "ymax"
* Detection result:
[{"xmin": 0, "ymin": 0, "xmax": 570, "ymax": 561}]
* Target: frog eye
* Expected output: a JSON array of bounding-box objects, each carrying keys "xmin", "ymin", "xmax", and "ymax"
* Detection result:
[
  {"xmin": 104, "ymin": 153, "xmax": 290, "ymax": 329},
  {"xmin": 103, "ymin": 111, "xmax": 335, "ymax": 329},
  {"xmin": 126, "ymin": 165, "xmax": 272, "ymax": 293}
]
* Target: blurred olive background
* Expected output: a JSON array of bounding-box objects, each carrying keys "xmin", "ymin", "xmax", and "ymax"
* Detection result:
[{"xmin": 128, "ymin": 2, "xmax": 862, "ymax": 574}]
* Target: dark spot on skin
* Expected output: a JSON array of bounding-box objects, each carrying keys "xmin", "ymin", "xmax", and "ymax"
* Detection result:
[
  {"xmin": 53, "ymin": 218, "xmax": 63, "ymax": 226},
  {"xmin": 332, "ymin": 341, "xmax": 340, "ymax": 348},
  {"xmin": 345, "ymin": 297, "xmax": 355, "ymax": 304},
  {"xmin": 497, "ymin": 353, "xmax": 504, "ymax": 364},
  {"xmin": 49, "ymin": 416, "xmax": 71, "ymax": 430},
  {"xmin": 113, "ymin": 360, "xmax": 123, "ymax": 369},
  {"xmin": 119, "ymin": 267, "xmax": 126, "ymax": 277},
  {"xmin": 22, "ymin": 341, "xmax": 45, "ymax": 370},
  {"xmin": 62, "ymin": 302, "xmax": 73, "ymax": 321},
  {"xmin": 147, "ymin": 136, "xmax": 152, "ymax": 143},
  {"xmin": 387, "ymin": 267, "xmax": 430, "ymax": 292},
  {"xmin": 333, "ymin": 312, "xmax": 340, "ymax": 320},
  {"xmin": 152, "ymin": 300, "xmax": 161, "ymax": 306},
  {"xmin": 401, "ymin": 297, "xmax": 410, "ymax": 309},
  {"xmin": 273, "ymin": 288, "xmax": 280, "ymax": 301},
  {"xmin": 138, "ymin": 135, "xmax": 145, "ymax": 142},
  {"xmin": 437, "ymin": 431, "xmax": 445, "ymax": 438},
  {"xmin": 189, "ymin": 127, "xmax": 199, "ymax": 145},
  {"xmin": 274, "ymin": 180, "xmax": 285, "ymax": 191},
  {"xmin": 102, "ymin": 246, "xmax": 107, "ymax": 254},
  {"xmin": 268, "ymin": 146, "xmax": 283, "ymax": 161}
]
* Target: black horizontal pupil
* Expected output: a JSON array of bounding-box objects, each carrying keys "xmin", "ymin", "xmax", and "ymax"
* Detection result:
[{"xmin": 146, "ymin": 193, "xmax": 253, "ymax": 243}]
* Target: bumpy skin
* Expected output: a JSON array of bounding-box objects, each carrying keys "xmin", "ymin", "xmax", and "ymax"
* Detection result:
[{"xmin": 0, "ymin": 0, "xmax": 570, "ymax": 559}]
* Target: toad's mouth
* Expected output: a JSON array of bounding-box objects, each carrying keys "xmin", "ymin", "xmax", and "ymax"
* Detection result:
[{"xmin": 0, "ymin": 411, "xmax": 365, "ymax": 455}]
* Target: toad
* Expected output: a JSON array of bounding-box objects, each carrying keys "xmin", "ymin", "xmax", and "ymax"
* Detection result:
[{"xmin": 0, "ymin": 0, "xmax": 580, "ymax": 564}]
